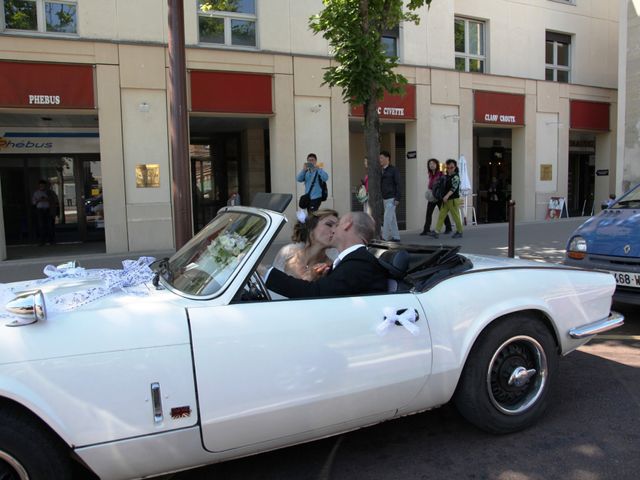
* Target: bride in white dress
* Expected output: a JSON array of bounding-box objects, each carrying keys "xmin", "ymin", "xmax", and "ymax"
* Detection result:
[{"xmin": 272, "ymin": 209, "xmax": 339, "ymax": 281}]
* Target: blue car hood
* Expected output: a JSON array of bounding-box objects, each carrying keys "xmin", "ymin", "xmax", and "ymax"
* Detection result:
[{"xmin": 573, "ymin": 209, "xmax": 640, "ymax": 257}]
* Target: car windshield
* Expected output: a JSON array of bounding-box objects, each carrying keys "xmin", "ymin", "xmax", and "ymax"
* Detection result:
[
  {"xmin": 163, "ymin": 211, "xmax": 268, "ymax": 297},
  {"xmin": 611, "ymin": 184, "xmax": 640, "ymax": 209}
]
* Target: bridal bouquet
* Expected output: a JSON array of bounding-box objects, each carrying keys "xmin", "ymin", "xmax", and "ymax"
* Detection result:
[{"xmin": 206, "ymin": 232, "xmax": 248, "ymax": 269}]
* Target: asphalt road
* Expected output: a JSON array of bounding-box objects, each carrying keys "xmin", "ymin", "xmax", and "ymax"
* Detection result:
[{"xmin": 171, "ymin": 304, "xmax": 640, "ymax": 480}]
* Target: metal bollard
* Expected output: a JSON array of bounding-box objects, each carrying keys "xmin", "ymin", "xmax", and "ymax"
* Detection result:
[{"xmin": 508, "ymin": 200, "xmax": 516, "ymax": 258}]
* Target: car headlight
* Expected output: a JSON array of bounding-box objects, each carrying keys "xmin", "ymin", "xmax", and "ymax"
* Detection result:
[{"xmin": 567, "ymin": 236, "xmax": 587, "ymax": 260}]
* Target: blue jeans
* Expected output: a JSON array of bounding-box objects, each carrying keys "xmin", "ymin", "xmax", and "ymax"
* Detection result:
[{"xmin": 382, "ymin": 198, "xmax": 399, "ymax": 240}]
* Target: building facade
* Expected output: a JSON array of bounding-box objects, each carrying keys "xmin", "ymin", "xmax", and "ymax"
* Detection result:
[
  {"xmin": 0, "ymin": 0, "xmax": 619, "ymax": 259},
  {"xmin": 618, "ymin": 0, "xmax": 640, "ymax": 193}
]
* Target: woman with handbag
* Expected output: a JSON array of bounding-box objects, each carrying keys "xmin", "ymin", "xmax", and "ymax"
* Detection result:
[{"xmin": 420, "ymin": 158, "xmax": 452, "ymax": 235}]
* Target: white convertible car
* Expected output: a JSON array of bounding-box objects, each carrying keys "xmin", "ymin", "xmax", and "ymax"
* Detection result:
[{"xmin": 0, "ymin": 195, "xmax": 624, "ymax": 480}]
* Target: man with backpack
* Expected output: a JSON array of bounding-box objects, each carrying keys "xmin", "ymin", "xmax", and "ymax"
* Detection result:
[{"xmin": 296, "ymin": 153, "xmax": 329, "ymax": 212}]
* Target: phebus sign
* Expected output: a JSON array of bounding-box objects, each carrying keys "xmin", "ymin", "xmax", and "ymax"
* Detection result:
[
  {"xmin": 0, "ymin": 131, "xmax": 99, "ymax": 154},
  {"xmin": 351, "ymin": 85, "xmax": 416, "ymax": 120},
  {"xmin": 0, "ymin": 61, "xmax": 95, "ymax": 109},
  {"xmin": 474, "ymin": 91, "xmax": 525, "ymax": 126}
]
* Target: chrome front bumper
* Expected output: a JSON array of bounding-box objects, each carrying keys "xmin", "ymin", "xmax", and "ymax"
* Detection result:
[{"xmin": 569, "ymin": 311, "xmax": 625, "ymax": 339}]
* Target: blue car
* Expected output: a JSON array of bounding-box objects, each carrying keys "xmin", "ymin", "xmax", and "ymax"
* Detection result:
[{"xmin": 565, "ymin": 183, "xmax": 640, "ymax": 306}]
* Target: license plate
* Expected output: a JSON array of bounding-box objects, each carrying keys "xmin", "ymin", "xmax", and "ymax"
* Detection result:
[{"xmin": 611, "ymin": 271, "xmax": 640, "ymax": 289}]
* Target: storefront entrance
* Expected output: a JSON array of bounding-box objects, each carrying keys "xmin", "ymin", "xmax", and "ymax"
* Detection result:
[
  {"xmin": 189, "ymin": 117, "xmax": 270, "ymax": 233},
  {"xmin": 568, "ymin": 133, "xmax": 596, "ymax": 216},
  {"xmin": 474, "ymin": 128, "xmax": 512, "ymax": 223},
  {"xmin": 0, "ymin": 154, "xmax": 103, "ymax": 246}
]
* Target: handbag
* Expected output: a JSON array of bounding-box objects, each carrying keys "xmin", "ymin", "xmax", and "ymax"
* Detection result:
[
  {"xmin": 356, "ymin": 184, "xmax": 369, "ymax": 204},
  {"xmin": 298, "ymin": 193, "xmax": 311, "ymax": 209},
  {"xmin": 425, "ymin": 188, "xmax": 435, "ymax": 203}
]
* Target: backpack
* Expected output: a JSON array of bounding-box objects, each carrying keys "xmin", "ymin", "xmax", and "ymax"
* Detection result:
[
  {"xmin": 319, "ymin": 178, "xmax": 328, "ymax": 202},
  {"xmin": 432, "ymin": 176, "xmax": 448, "ymax": 202}
]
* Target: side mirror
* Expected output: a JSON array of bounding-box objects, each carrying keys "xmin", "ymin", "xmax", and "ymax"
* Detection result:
[{"xmin": 5, "ymin": 290, "xmax": 47, "ymax": 327}]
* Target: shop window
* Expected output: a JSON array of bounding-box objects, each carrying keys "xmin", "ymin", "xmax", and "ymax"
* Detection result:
[
  {"xmin": 198, "ymin": 0, "xmax": 256, "ymax": 48},
  {"xmin": 382, "ymin": 26, "xmax": 399, "ymax": 58},
  {"xmin": 2, "ymin": 0, "xmax": 77, "ymax": 34},
  {"xmin": 545, "ymin": 31, "xmax": 571, "ymax": 83},
  {"xmin": 454, "ymin": 17, "xmax": 486, "ymax": 73}
]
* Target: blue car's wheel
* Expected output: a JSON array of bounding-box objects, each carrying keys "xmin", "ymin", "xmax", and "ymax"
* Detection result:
[{"xmin": 454, "ymin": 313, "xmax": 559, "ymax": 434}]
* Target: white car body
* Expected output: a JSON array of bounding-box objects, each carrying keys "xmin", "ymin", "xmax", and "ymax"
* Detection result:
[{"xmin": 0, "ymin": 205, "xmax": 623, "ymax": 480}]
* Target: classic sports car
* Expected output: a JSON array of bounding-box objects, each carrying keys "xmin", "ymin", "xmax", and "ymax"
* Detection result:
[{"xmin": 0, "ymin": 195, "xmax": 624, "ymax": 480}]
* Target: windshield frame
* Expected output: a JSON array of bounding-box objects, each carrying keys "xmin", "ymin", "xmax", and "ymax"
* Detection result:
[
  {"xmin": 158, "ymin": 207, "xmax": 273, "ymax": 300},
  {"xmin": 610, "ymin": 183, "xmax": 640, "ymax": 209}
]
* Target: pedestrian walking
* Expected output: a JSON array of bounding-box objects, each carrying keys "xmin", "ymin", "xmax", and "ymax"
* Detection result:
[
  {"xmin": 31, "ymin": 179, "xmax": 54, "ymax": 245},
  {"xmin": 420, "ymin": 158, "xmax": 452, "ymax": 235},
  {"xmin": 356, "ymin": 157, "xmax": 370, "ymax": 214},
  {"xmin": 428, "ymin": 159, "xmax": 463, "ymax": 239},
  {"xmin": 379, "ymin": 150, "xmax": 401, "ymax": 242}
]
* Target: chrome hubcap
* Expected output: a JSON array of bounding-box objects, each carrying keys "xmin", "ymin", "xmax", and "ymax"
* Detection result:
[
  {"xmin": 0, "ymin": 450, "xmax": 29, "ymax": 480},
  {"xmin": 486, "ymin": 335, "xmax": 548, "ymax": 415}
]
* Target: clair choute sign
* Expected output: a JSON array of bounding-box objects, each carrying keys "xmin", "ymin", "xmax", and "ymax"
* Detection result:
[{"xmin": 474, "ymin": 91, "xmax": 525, "ymax": 126}]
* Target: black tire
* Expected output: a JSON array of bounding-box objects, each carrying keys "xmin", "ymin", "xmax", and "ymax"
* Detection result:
[
  {"xmin": 0, "ymin": 405, "xmax": 72, "ymax": 480},
  {"xmin": 453, "ymin": 312, "xmax": 559, "ymax": 434}
]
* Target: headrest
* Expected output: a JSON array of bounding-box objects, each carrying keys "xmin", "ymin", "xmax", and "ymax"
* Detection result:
[{"xmin": 378, "ymin": 249, "xmax": 410, "ymax": 279}]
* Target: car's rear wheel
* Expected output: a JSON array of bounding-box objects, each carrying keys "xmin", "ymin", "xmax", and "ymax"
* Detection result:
[
  {"xmin": 453, "ymin": 313, "xmax": 559, "ymax": 434},
  {"xmin": 0, "ymin": 406, "xmax": 72, "ymax": 480}
]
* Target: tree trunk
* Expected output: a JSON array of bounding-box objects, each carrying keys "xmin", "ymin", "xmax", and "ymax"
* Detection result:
[{"xmin": 364, "ymin": 94, "xmax": 382, "ymax": 236}]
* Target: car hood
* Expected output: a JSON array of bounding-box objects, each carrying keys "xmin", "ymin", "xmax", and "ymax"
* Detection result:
[
  {"xmin": 570, "ymin": 209, "xmax": 640, "ymax": 256},
  {"xmin": 0, "ymin": 276, "xmax": 191, "ymax": 365}
]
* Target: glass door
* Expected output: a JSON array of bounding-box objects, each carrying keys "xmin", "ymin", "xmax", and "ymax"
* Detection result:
[{"xmin": 0, "ymin": 155, "xmax": 103, "ymax": 245}]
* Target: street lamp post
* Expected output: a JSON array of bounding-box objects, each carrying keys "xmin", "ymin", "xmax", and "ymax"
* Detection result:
[{"xmin": 167, "ymin": 0, "xmax": 192, "ymax": 249}]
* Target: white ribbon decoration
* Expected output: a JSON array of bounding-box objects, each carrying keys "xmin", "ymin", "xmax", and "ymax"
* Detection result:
[
  {"xmin": 1, "ymin": 257, "xmax": 157, "ymax": 322},
  {"xmin": 376, "ymin": 307, "xmax": 420, "ymax": 336},
  {"xmin": 49, "ymin": 257, "xmax": 156, "ymax": 312},
  {"xmin": 43, "ymin": 264, "xmax": 87, "ymax": 279}
]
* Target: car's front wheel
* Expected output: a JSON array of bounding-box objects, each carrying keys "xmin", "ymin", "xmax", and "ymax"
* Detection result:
[
  {"xmin": 0, "ymin": 405, "xmax": 72, "ymax": 480},
  {"xmin": 453, "ymin": 313, "xmax": 559, "ymax": 434}
]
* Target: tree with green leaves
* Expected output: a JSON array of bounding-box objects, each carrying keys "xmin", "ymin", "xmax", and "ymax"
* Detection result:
[{"xmin": 310, "ymin": 0, "xmax": 432, "ymax": 233}]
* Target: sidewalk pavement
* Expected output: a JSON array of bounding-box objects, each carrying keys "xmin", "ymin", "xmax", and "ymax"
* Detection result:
[{"xmin": 0, "ymin": 217, "xmax": 586, "ymax": 283}]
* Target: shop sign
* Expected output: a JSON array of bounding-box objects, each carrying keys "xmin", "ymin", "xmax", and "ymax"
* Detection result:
[
  {"xmin": 474, "ymin": 91, "xmax": 525, "ymax": 126},
  {"xmin": 570, "ymin": 100, "xmax": 609, "ymax": 131},
  {"xmin": 190, "ymin": 71, "xmax": 273, "ymax": 114},
  {"xmin": 0, "ymin": 131, "xmax": 99, "ymax": 154},
  {"xmin": 546, "ymin": 197, "xmax": 567, "ymax": 220},
  {"xmin": 540, "ymin": 164, "xmax": 553, "ymax": 181},
  {"xmin": 350, "ymin": 85, "xmax": 416, "ymax": 120},
  {"xmin": 0, "ymin": 62, "xmax": 95, "ymax": 109}
]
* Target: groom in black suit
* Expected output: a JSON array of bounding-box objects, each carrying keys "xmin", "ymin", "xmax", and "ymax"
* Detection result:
[{"xmin": 265, "ymin": 212, "xmax": 388, "ymax": 298}]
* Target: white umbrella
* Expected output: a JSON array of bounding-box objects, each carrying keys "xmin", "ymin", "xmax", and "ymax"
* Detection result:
[
  {"xmin": 458, "ymin": 155, "xmax": 475, "ymax": 225},
  {"xmin": 458, "ymin": 155, "xmax": 472, "ymax": 196}
]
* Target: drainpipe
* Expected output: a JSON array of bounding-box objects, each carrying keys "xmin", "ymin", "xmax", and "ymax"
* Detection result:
[{"xmin": 167, "ymin": 0, "xmax": 193, "ymax": 249}]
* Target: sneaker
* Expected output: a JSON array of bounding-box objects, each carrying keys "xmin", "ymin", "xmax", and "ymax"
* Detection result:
[
  {"xmin": 390, "ymin": 238, "xmax": 401, "ymax": 242},
  {"xmin": 443, "ymin": 229, "xmax": 452, "ymax": 234},
  {"xmin": 452, "ymin": 232, "xmax": 463, "ymax": 239},
  {"xmin": 427, "ymin": 231, "xmax": 439, "ymax": 239},
  {"xmin": 419, "ymin": 231, "xmax": 428, "ymax": 236}
]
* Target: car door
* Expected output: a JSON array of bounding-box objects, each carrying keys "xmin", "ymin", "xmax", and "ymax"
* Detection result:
[{"xmin": 188, "ymin": 293, "xmax": 432, "ymax": 453}]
